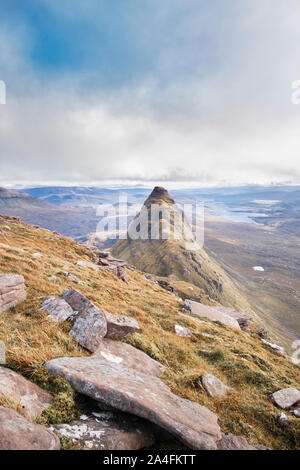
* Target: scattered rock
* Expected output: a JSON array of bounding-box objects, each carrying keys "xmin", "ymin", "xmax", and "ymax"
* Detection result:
[
  {"xmin": 51, "ymin": 411, "xmax": 155, "ymax": 450},
  {"xmin": 215, "ymin": 307, "xmax": 253, "ymax": 331},
  {"xmin": 48, "ymin": 275, "xmax": 57, "ymax": 282},
  {"xmin": 217, "ymin": 433, "xmax": 265, "ymax": 450},
  {"xmin": 201, "ymin": 374, "xmax": 231, "ymax": 399},
  {"xmin": 257, "ymin": 328, "xmax": 269, "ymax": 340},
  {"xmin": 77, "ymin": 260, "xmax": 99, "ymax": 271},
  {"xmin": 292, "ymin": 405, "xmax": 300, "ymax": 418},
  {"xmin": 270, "ymin": 388, "xmax": 300, "ymax": 409},
  {"xmin": 70, "ymin": 307, "xmax": 107, "ymax": 352},
  {"xmin": 157, "ymin": 280, "xmax": 174, "ymax": 293},
  {"xmin": 42, "ymin": 296, "xmax": 74, "ymax": 323},
  {"xmin": 32, "ymin": 252, "xmax": 42, "ymax": 258},
  {"xmin": 183, "ymin": 300, "xmax": 240, "ymax": 330},
  {"xmin": 277, "ymin": 412, "xmax": 289, "ymax": 427},
  {"xmin": 0, "ymin": 367, "xmax": 53, "ymax": 419},
  {"xmin": 0, "ymin": 406, "xmax": 60, "ymax": 450},
  {"xmin": 0, "ymin": 274, "xmax": 26, "ymax": 314},
  {"xmin": 93, "ymin": 339, "xmax": 165, "ymax": 377},
  {"xmin": 45, "ymin": 356, "xmax": 222, "ymax": 449},
  {"xmin": 62, "ymin": 289, "xmax": 93, "ymax": 316},
  {"xmin": 104, "ymin": 311, "xmax": 140, "ymax": 339},
  {"xmin": 65, "ymin": 272, "xmax": 80, "ymax": 283},
  {"xmin": 261, "ymin": 339, "xmax": 285, "ymax": 355},
  {"xmin": 174, "ymin": 324, "xmax": 192, "ymax": 337}
]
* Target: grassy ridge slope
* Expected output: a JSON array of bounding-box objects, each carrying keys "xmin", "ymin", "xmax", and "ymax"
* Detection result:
[{"xmin": 0, "ymin": 215, "xmax": 299, "ymax": 450}]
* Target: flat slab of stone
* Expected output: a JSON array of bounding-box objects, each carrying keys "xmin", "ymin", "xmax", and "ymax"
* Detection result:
[
  {"xmin": 105, "ymin": 311, "xmax": 140, "ymax": 339},
  {"xmin": 70, "ymin": 307, "xmax": 107, "ymax": 352},
  {"xmin": 201, "ymin": 374, "xmax": 231, "ymax": 399},
  {"xmin": 0, "ymin": 274, "xmax": 26, "ymax": 314},
  {"xmin": 0, "ymin": 406, "xmax": 60, "ymax": 450},
  {"xmin": 174, "ymin": 324, "xmax": 192, "ymax": 337},
  {"xmin": 183, "ymin": 301, "xmax": 240, "ymax": 329},
  {"xmin": 0, "ymin": 366, "xmax": 53, "ymax": 419},
  {"xmin": 45, "ymin": 356, "xmax": 222, "ymax": 449},
  {"xmin": 51, "ymin": 411, "xmax": 155, "ymax": 450},
  {"xmin": 270, "ymin": 388, "xmax": 300, "ymax": 409},
  {"xmin": 62, "ymin": 289, "xmax": 93, "ymax": 316},
  {"xmin": 42, "ymin": 296, "xmax": 74, "ymax": 323},
  {"xmin": 93, "ymin": 339, "xmax": 165, "ymax": 377}
]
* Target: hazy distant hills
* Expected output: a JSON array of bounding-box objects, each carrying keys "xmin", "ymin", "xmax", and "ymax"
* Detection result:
[{"xmin": 0, "ymin": 187, "xmax": 99, "ymax": 239}]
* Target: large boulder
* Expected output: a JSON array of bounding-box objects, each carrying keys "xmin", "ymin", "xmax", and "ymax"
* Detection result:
[
  {"xmin": 93, "ymin": 339, "xmax": 165, "ymax": 377},
  {"xmin": 41, "ymin": 296, "xmax": 74, "ymax": 323},
  {"xmin": 270, "ymin": 388, "xmax": 300, "ymax": 409},
  {"xmin": 0, "ymin": 367, "xmax": 53, "ymax": 419},
  {"xmin": 51, "ymin": 411, "xmax": 155, "ymax": 450},
  {"xmin": 0, "ymin": 407, "xmax": 60, "ymax": 450},
  {"xmin": 0, "ymin": 274, "xmax": 26, "ymax": 314},
  {"xmin": 183, "ymin": 301, "xmax": 240, "ymax": 330},
  {"xmin": 201, "ymin": 374, "xmax": 232, "ymax": 399},
  {"xmin": 70, "ymin": 307, "xmax": 107, "ymax": 352},
  {"xmin": 104, "ymin": 312, "xmax": 140, "ymax": 339},
  {"xmin": 45, "ymin": 356, "xmax": 222, "ymax": 449},
  {"xmin": 62, "ymin": 289, "xmax": 93, "ymax": 316}
]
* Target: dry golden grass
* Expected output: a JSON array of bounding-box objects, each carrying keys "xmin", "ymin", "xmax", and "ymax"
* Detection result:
[{"xmin": 0, "ymin": 216, "xmax": 299, "ymax": 450}]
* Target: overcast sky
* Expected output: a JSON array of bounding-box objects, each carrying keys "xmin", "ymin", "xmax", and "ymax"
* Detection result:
[{"xmin": 0, "ymin": 0, "xmax": 300, "ymax": 187}]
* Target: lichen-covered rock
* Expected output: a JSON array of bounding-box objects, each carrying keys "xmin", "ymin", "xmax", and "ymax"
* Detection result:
[
  {"xmin": 41, "ymin": 296, "xmax": 74, "ymax": 323},
  {"xmin": 70, "ymin": 307, "xmax": 107, "ymax": 352},
  {"xmin": 0, "ymin": 274, "xmax": 26, "ymax": 314},
  {"xmin": 62, "ymin": 289, "xmax": 93, "ymax": 316},
  {"xmin": 45, "ymin": 356, "xmax": 222, "ymax": 449},
  {"xmin": 51, "ymin": 411, "xmax": 155, "ymax": 450},
  {"xmin": 201, "ymin": 374, "xmax": 232, "ymax": 399},
  {"xmin": 270, "ymin": 388, "xmax": 300, "ymax": 409},
  {"xmin": 93, "ymin": 339, "xmax": 165, "ymax": 377},
  {"xmin": 0, "ymin": 341, "xmax": 5, "ymax": 365},
  {"xmin": 0, "ymin": 367, "xmax": 53, "ymax": 419},
  {"xmin": 104, "ymin": 311, "xmax": 139, "ymax": 339},
  {"xmin": 0, "ymin": 406, "xmax": 60, "ymax": 450}
]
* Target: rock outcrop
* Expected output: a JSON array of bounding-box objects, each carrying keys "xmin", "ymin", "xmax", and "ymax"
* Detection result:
[
  {"xmin": 270, "ymin": 388, "xmax": 300, "ymax": 409},
  {"xmin": 0, "ymin": 367, "xmax": 53, "ymax": 419},
  {"xmin": 201, "ymin": 374, "xmax": 232, "ymax": 399},
  {"xmin": 93, "ymin": 339, "xmax": 165, "ymax": 377},
  {"xmin": 0, "ymin": 274, "xmax": 26, "ymax": 314},
  {"xmin": 51, "ymin": 411, "xmax": 155, "ymax": 450},
  {"xmin": 62, "ymin": 289, "xmax": 140, "ymax": 342},
  {"xmin": 45, "ymin": 356, "xmax": 222, "ymax": 449},
  {"xmin": 0, "ymin": 406, "xmax": 60, "ymax": 450},
  {"xmin": 42, "ymin": 296, "xmax": 74, "ymax": 323}
]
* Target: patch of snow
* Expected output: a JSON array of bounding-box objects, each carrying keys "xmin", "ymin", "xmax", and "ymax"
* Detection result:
[{"xmin": 252, "ymin": 266, "xmax": 265, "ymax": 272}]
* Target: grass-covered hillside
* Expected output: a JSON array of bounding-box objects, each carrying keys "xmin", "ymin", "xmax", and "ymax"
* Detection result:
[{"xmin": 0, "ymin": 215, "xmax": 299, "ymax": 450}]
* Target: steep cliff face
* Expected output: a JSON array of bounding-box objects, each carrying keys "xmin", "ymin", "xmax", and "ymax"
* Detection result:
[{"xmin": 112, "ymin": 187, "xmax": 253, "ymax": 312}]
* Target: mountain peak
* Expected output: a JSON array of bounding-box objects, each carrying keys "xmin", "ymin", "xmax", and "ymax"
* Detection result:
[{"xmin": 144, "ymin": 186, "xmax": 175, "ymax": 207}]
